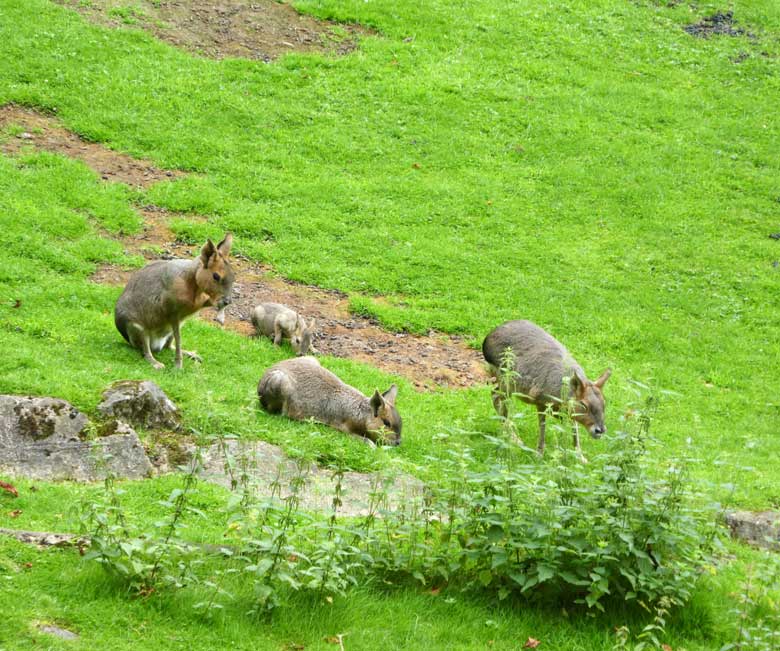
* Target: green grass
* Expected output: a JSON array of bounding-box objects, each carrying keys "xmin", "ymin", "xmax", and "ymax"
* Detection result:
[
  {"xmin": 0, "ymin": 525, "xmax": 738, "ymax": 651},
  {"xmin": 1, "ymin": 0, "xmax": 780, "ymax": 648},
  {"xmin": 0, "ymin": 534, "xmax": 746, "ymax": 651}
]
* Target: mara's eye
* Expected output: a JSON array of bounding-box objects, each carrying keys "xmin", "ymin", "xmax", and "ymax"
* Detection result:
[
  {"xmin": 213, "ymin": 272, "xmax": 221, "ymax": 282},
  {"xmin": 381, "ymin": 418, "xmax": 392, "ymax": 428}
]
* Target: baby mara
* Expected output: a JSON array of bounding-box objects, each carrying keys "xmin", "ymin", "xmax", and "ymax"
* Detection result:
[{"xmin": 252, "ymin": 303, "xmax": 316, "ymax": 356}]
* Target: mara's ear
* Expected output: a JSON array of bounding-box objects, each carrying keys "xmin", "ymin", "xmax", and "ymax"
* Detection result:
[
  {"xmin": 594, "ymin": 368, "xmax": 612, "ymax": 389},
  {"xmin": 569, "ymin": 368, "xmax": 587, "ymax": 398},
  {"xmin": 217, "ymin": 232, "xmax": 233, "ymax": 257},
  {"xmin": 200, "ymin": 239, "xmax": 216, "ymax": 266},
  {"xmin": 382, "ymin": 384, "xmax": 398, "ymax": 406},
  {"xmin": 308, "ymin": 318, "xmax": 316, "ymax": 331},
  {"xmin": 370, "ymin": 389, "xmax": 384, "ymax": 416},
  {"xmin": 293, "ymin": 315, "xmax": 305, "ymax": 333}
]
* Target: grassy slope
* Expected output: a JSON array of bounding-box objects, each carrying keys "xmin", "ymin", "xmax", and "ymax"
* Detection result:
[
  {"xmin": 0, "ymin": 0, "xmax": 779, "ymax": 504},
  {"xmin": 1, "ymin": 0, "xmax": 780, "ymax": 648}
]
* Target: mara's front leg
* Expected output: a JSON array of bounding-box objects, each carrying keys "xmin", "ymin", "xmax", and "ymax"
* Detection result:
[
  {"xmin": 572, "ymin": 422, "xmax": 588, "ymax": 464},
  {"xmin": 170, "ymin": 321, "xmax": 202, "ymax": 369},
  {"xmin": 273, "ymin": 320, "xmax": 285, "ymax": 346}
]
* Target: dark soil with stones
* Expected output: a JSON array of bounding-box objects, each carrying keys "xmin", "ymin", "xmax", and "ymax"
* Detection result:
[
  {"xmin": 684, "ymin": 11, "xmax": 753, "ymax": 39},
  {"xmin": 53, "ymin": 0, "xmax": 373, "ymax": 62}
]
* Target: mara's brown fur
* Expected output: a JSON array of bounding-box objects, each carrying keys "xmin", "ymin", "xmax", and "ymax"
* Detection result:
[
  {"xmin": 114, "ymin": 234, "xmax": 235, "ymax": 369},
  {"xmin": 258, "ymin": 357, "xmax": 401, "ymax": 446},
  {"xmin": 482, "ymin": 320, "xmax": 611, "ymax": 459}
]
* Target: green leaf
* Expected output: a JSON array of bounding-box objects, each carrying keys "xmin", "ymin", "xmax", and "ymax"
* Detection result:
[
  {"xmin": 478, "ymin": 569, "xmax": 493, "ymax": 587},
  {"xmin": 486, "ymin": 524, "xmax": 504, "ymax": 543},
  {"xmin": 536, "ymin": 564, "xmax": 555, "ymax": 584}
]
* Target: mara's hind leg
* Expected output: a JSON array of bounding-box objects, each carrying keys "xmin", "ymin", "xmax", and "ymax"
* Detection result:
[
  {"xmin": 491, "ymin": 386, "xmax": 526, "ymax": 448},
  {"xmin": 127, "ymin": 323, "xmax": 164, "ymax": 370},
  {"xmin": 258, "ymin": 391, "xmax": 286, "ymax": 414},
  {"xmin": 258, "ymin": 371, "xmax": 292, "ymax": 415}
]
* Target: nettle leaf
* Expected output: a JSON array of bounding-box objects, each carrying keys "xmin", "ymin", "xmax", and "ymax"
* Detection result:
[
  {"xmin": 253, "ymin": 558, "xmax": 274, "ymax": 577},
  {"xmin": 536, "ymin": 564, "xmax": 555, "ymax": 584},
  {"xmin": 478, "ymin": 569, "xmax": 494, "ymax": 587},
  {"xmin": 491, "ymin": 552, "xmax": 508, "ymax": 570},
  {"xmin": 559, "ymin": 571, "xmax": 589, "ymax": 586},
  {"xmin": 486, "ymin": 524, "xmax": 504, "ymax": 543}
]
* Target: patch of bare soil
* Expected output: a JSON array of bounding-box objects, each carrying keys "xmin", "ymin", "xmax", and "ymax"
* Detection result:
[
  {"xmin": 92, "ymin": 210, "xmax": 487, "ymax": 390},
  {"xmin": 0, "ymin": 104, "xmax": 182, "ymax": 188},
  {"xmin": 54, "ymin": 0, "xmax": 372, "ymax": 61},
  {"xmin": 224, "ymin": 268, "xmax": 488, "ymax": 390},
  {"xmin": 684, "ymin": 11, "xmax": 753, "ymax": 39}
]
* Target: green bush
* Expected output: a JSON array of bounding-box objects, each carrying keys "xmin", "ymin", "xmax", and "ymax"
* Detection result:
[{"xmin": 373, "ymin": 427, "xmax": 720, "ymax": 610}]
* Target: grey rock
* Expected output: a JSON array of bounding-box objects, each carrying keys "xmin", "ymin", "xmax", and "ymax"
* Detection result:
[
  {"xmin": 0, "ymin": 396, "xmax": 87, "ymax": 445},
  {"xmin": 145, "ymin": 437, "xmax": 196, "ymax": 476},
  {"xmin": 98, "ymin": 380, "xmax": 180, "ymax": 430},
  {"xmin": 726, "ymin": 510, "xmax": 780, "ymax": 550},
  {"xmin": 0, "ymin": 395, "xmax": 153, "ymax": 481},
  {"xmin": 36, "ymin": 624, "xmax": 79, "ymax": 640}
]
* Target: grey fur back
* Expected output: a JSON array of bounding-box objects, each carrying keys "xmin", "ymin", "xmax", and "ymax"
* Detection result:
[
  {"xmin": 115, "ymin": 260, "xmax": 194, "ymax": 342},
  {"xmin": 251, "ymin": 303, "xmax": 292, "ymax": 336},
  {"xmin": 259, "ymin": 357, "xmax": 370, "ymax": 422},
  {"xmin": 482, "ymin": 320, "xmax": 582, "ymax": 404}
]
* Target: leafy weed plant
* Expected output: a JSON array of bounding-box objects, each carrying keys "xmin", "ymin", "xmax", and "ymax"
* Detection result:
[{"xmin": 79, "ymin": 397, "xmax": 722, "ymax": 616}]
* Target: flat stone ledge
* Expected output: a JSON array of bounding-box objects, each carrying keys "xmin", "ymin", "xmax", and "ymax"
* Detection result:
[
  {"xmin": 725, "ymin": 510, "xmax": 780, "ymax": 550},
  {"xmin": 199, "ymin": 439, "xmax": 424, "ymax": 518}
]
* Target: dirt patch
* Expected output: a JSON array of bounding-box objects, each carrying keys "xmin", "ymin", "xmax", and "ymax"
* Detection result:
[
  {"xmin": 684, "ymin": 11, "xmax": 753, "ymax": 39},
  {"xmin": 223, "ymin": 269, "xmax": 488, "ymax": 390},
  {"xmin": 54, "ymin": 0, "xmax": 373, "ymax": 62},
  {"xmin": 0, "ymin": 104, "xmax": 182, "ymax": 188},
  {"xmin": 91, "ymin": 209, "xmax": 487, "ymax": 390}
]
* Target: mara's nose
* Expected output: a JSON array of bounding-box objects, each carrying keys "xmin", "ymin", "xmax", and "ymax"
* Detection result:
[{"xmin": 591, "ymin": 425, "xmax": 605, "ymax": 438}]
